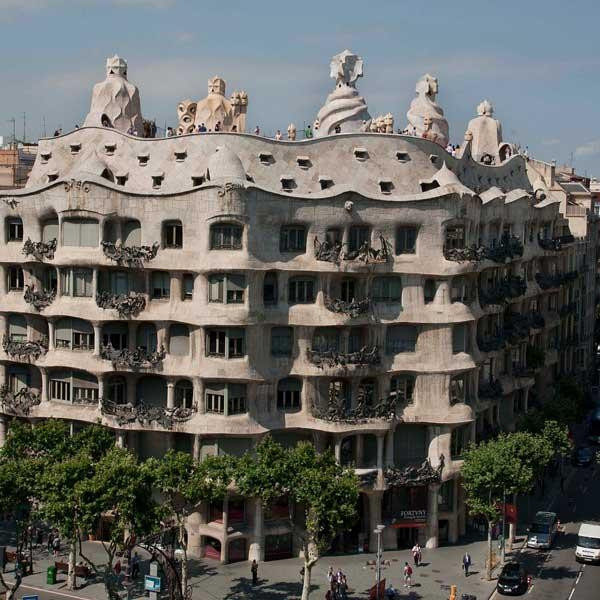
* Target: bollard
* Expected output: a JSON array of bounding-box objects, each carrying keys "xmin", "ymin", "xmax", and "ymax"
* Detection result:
[{"xmin": 449, "ymin": 584, "xmax": 457, "ymax": 600}]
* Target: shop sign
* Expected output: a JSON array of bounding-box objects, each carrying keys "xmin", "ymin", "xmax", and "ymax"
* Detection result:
[{"xmin": 398, "ymin": 509, "xmax": 426, "ymax": 521}]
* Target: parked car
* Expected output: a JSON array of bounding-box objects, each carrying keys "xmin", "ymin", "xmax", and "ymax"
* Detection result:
[
  {"xmin": 573, "ymin": 446, "xmax": 594, "ymax": 467},
  {"xmin": 496, "ymin": 562, "xmax": 529, "ymax": 595},
  {"xmin": 527, "ymin": 511, "xmax": 559, "ymax": 549}
]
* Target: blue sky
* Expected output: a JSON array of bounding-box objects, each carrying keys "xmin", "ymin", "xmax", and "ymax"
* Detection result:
[{"xmin": 1, "ymin": 0, "xmax": 600, "ymax": 175}]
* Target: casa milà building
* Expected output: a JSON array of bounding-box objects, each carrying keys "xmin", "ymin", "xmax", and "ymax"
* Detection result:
[{"xmin": 0, "ymin": 52, "xmax": 588, "ymax": 563}]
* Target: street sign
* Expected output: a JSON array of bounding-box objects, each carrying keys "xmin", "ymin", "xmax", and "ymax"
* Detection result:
[
  {"xmin": 144, "ymin": 575, "xmax": 161, "ymax": 592},
  {"xmin": 22, "ymin": 595, "xmax": 39, "ymax": 600}
]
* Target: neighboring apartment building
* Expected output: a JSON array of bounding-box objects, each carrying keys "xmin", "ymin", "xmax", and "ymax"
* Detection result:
[
  {"xmin": 0, "ymin": 54, "xmax": 593, "ymax": 563},
  {"xmin": 0, "ymin": 144, "xmax": 37, "ymax": 189}
]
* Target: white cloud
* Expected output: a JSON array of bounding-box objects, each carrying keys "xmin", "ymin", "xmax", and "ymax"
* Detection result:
[
  {"xmin": 575, "ymin": 140, "xmax": 600, "ymax": 157},
  {"xmin": 174, "ymin": 31, "xmax": 195, "ymax": 43}
]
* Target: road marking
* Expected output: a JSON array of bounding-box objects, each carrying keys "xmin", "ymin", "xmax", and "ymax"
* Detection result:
[
  {"xmin": 567, "ymin": 565, "xmax": 585, "ymax": 600},
  {"xmin": 21, "ymin": 584, "xmax": 90, "ymax": 600},
  {"xmin": 527, "ymin": 583, "xmax": 534, "ymax": 594}
]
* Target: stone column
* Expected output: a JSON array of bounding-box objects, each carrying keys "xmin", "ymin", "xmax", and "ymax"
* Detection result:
[
  {"xmin": 0, "ymin": 315, "xmax": 6, "ymax": 340},
  {"xmin": 128, "ymin": 322, "xmax": 137, "ymax": 351},
  {"xmin": 97, "ymin": 374, "xmax": 105, "ymax": 410},
  {"xmin": 167, "ymin": 380, "xmax": 175, "ymax": 409},
  {"xmin": 376, "ymin": 433, "xmax": 385, "ymax": 470},
  {"xmin": 426, "ymin": 483, "xmax": 440, "ymax": 549},
  {"xmin": 448, "ymin": 479, "xmax": 459, "ymax": 544},
  {"xmin": 312, "ymin": 430, "xmax": 327, "ymax": 453},
  {"xmin": 171, "ymin": 273, "xmax": 182, "ymax": 304},
  {"xmin": 367, "ymin": 491, "xmax": 383, "ymax": 553},
  {"xmin": 47, "ymin": 319, "xmax": 55, "ymax": 351},
  {"xmin": 0, "ymin": 417, "xmax": 7, "ymax": 448},
  {"xmin": 193, "ymin": 434, "xmax": 201, "ymax": 460},
  {"xmin": 157, "ymin": 323, "xmax": 168, "ymax": 352},
  {"xmin": 354, "ymin": 434, "xmax": 364, "ymax": 468},
  {"xmin": 40, "ymin": 368, "xmax": 49, "ymax": 402},
  {"xmin": 194, "ymin": 377, "xmax": 205, "ymax": 414},
  {"xmin": 385, "ymin": 428, "xmax": 394, "ymax": 467},
  {"xmin": 334, "ymin": 437, "xmax": 342, "ymax": 463},
  {"xmin": 115, "ymin": 430, "xmax": 127, "ymax": 448},
  {"xmin": 127, "ymin": 375, "xmax": 137, "ymax": 406},
  {"xmin": 248, "ymin": 498, "xmax": 264, "ymax": 561},
  {"xmin": 92, "ymin": 268, "xmax": 99, "ymax": 297},
  {"xmin": 220, "ymin": 496, "xmax": 229, "ymax": 563},
  {"xmin": 0, "ymin": 266, "xmax": 6, "ymax": 296},
  {"xmin": 93, "ymin": 323, "xmax": 102, "ymax": 356},
  {"xmin": 185, "ymin": 511, "xmax": 203, "ymax": 558}
]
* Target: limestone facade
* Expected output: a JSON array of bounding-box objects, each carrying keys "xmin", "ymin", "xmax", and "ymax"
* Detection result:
[{"xmin": 0, "ymin": 55, "xmax": 594, "ymax": 563}]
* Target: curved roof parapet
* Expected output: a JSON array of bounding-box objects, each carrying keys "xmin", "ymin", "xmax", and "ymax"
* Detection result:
[
  {"xmin": 479, "ymin": 186, "xmax": 505, "ymax": 204},
  {"xmin": 504, "ymin": 188, "xmax": 531, "ymax": 204},
  {"xmin": 206, "ymin": 145, "xmax": 246, "ymax": 181},
  {"xmin": 65, "ymin": 150, "xmax": 111, "ymax": 181},
  {"xmin": 419, "ymin": 161, "xmax": 472, "ymax": 195}
]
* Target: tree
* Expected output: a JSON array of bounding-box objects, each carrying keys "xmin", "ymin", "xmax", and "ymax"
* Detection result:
[
  {"xmin": 0, "ymin": 420, "xmax": 74, "ymax": 600},
  {"xmin": 38, "ymin": 425, "xmax": 114, "ymax": 590},
  {"xmin": 287, "ymin": 443, "xmax": 359, "ymax": 600},
  {"xmin": 461, "ymin": 435, "xmax": 539, "ymax": 580},
  {"xmin": 76, "ymin": 447, "xmax": 163, "ymax": 600},
  {"xmin": 144, "ymin": 451, "xmax": 234, "ymax": 599}
]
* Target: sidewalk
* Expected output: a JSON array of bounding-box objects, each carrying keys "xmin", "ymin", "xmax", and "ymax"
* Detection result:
[{"xmin": 0, "ymin": 535, "xmax": 498, "ymax": 600}]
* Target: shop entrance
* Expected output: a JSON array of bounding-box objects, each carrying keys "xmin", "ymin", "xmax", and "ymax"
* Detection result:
[{"xmin": 396, "ymin": 526, "xmax": 420, "ymax": 549}]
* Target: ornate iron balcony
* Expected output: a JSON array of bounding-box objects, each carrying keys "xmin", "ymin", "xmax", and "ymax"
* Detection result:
[
  {"xmin": 23, "ymin": 285, "xmax": 56, "ymax": 311},
  {"xmin": 559, "ymin": 302, "xmax": 578, "ymax": 317},
  {"xmin": 307, "ymin": 345, "xmax": 381, "ymax": 368},
  {"xmin": 0, "ymin": 385, "xmax": 41, "ymax": 416},
  {"xmin": 384, "ymin": 456, "xmax": 444, "ymax": 488},
  {"xmin": 100, "ymin": 397, "xmax": 197, "ymax": 429},
  {"xmin": 477, "ymin": 335, "xmax": 506, "ymax": 353},
  {"xmin": 538, "ymin": 234, "xmax": 575, "ymax": 251},
  {"xmin": 100, "ymin": 344, "xmax": 166, "ymax": 369},
  {"xmin": 312, "ymin": 393, "xmax": 397, "ymax": 423},
  {"xmin": 324, "ymin": 296, "xmax": 371, "ymax": 318},
  {"xmin": 2, "ymin": 335, "xmax": 48, "ymax": 361},
  {"xmin": 314, "ymin": 238, "xmax": 343, "ymax": 263},
  {"xmin": 479, "ymin": 276, "xmax": 526, "ymax": 306},
  {"xmin": 314, "ymin": 237, "xmax": 391, "ymax": 264},
  {"xmin": 102, "ymin": 241, "xmax": 160, "ymax": 268},
  {"xmin": 22, "ymin": 238, "xmax": 57, "ymax": 261},
  {"xmin": 96, "ymin": 291, "xmax": 146, "ymax": 317},
  {"xmin": 536, "ymin": 271, "xmax": 578, "ymax": 290},
  {"xmin": 444, "ymin": 244, "xmax": 486, "ymax": 263}
]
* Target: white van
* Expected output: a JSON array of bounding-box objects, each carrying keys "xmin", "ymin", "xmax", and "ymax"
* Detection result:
[{"xmin": 575, "ymin": 523, "xmax": 600, "ymax": 563}]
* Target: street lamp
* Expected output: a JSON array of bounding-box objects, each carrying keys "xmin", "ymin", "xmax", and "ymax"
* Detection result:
[{"xmin": 374, "ymin": 524, "xmax": 385, "ymax": 600}]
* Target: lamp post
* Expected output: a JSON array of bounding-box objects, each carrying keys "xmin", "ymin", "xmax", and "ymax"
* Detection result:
[{"xmin": 374, "ymin": 524, "xmax": 385, "ymax": 600}]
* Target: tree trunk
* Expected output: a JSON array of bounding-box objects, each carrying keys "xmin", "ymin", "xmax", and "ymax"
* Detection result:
[
  {"xmin": 67, "ymin": 539, "xmax": 77, "ymax": 590},
  {"xmin": 301, "ymin": 558, "xmax": 313, "ymax": 600},
  {"xmin": 486, "ymin": 520, "xmax": 493, "ymax": 581},
  {"xmin": 179, "ymin": 522, "xmax": 188, "ymax": 599},
  {"xmin": 507, "ymin": 493, "xmax": 517, "ymax": 551}
]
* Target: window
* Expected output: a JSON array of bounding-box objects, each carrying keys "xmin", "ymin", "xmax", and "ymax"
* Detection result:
[
  {"xmin": 8, "ymin": 266, "xmax": 24, "ymax": 290},
  {"xmin": 116, "ymin": 175, "xmax": 128, "ymax": 186},
  {"xmin": 50, "ymin": 379, "xmax": 70, "ymax": 401},
  {"xmin": 348, "ymin": 226, "xmax": 370, "ymax": 253},
  {"xmin": 312, "ymin": 328, "xmax": 340, "ymax": 353},
  {"xmin": 280, "ymin": 225, "xmax": 306, "ymax": 252},
  {"xmin": 379, "ymin": 180, "xmax": 393, "ymax": 194},
  {"xmin": 62, "ymin": 218, "xmax": 99, "ymax": 247},
  {"xmin": 42, "ymin": 218, "xmax": 58, "ymax": 243},
  {"xmin": 389, "ymin": 375, "xmax": 415, "ymax": 406},
  {"xmin": 281, "ymin": 178, "xmax": 296, "ymax": 192},
  {"xmin": 452, "ymin": 323, "xmax": 469, "ymax": 354},
  {"xmin": 61, "ymin": 268, "xmax": 93, "ymax": 297},
  {"xmin": 263, "ymin": 271, "xmax": 278, "ymax": 305},
  {"xmin": 206, "ymin": 328, "xmax": 245, "ymax": 358},
  {"xmin": 386, "ymin": 325, "xmax": 417, "ymax": 354},
  {"xmin": 353, "ymin": 148, "xmax": 368, "ymax": 161},
  {"xmin": 205, "ymin": 382, "xmax": 247, "ymax": 415},
  {"xmin": 152, "ymin": 271, "xmax": 170, "ymax": 299},
  {"xmin": 445, "ymin": 225, "xmax": 466, "ymax": 251},
  {"xmin": 340, "ymin": 278, "xmax": 356, "ymax": 303},
  {"xmin": 451, "ymin": 425, "xmax": 470, "ymax": 459},
  {"xmin": 6, "ymin": 218, "xmax": 23, "ymax": 242},
  {"xmin": 50, "ymin": 370, "xmax": 98, "ymax": 404},
  {"xmin": 102, "ymin": 323, "xmax": 128, "ymax": 350},
  {"xmin": 358, "ymin": 378, "xmax": 376, "ymax": 406},
  {"xmin": 438, "ymin": 479, "xmax": 455, "ymax": 511},
  {"xmin": 182, "ymin": 273, "xmax": 194, "ymax": 300},
  {"xmin": 319, "ymin": 178, "xmax": 333, "ymax": 190},
  {"xmin": 348, "ymin": 327, "xmax": 365, "ymax": 353},
  {"xmin": 107, "ymin": 376, "xmax": 126, "ymax": 404},
  {"xmin": 175, "ymin": 380, "xmax": 193, "ymax": 408},
  {"xmin": 450, "ymin": 374, "xmax": 470, "ymax": 405},
  {"xmin": 424, "ymin": 279, "xmax": 437, "ymax": 303},
  {"xmin": 163, "ymin": 221, "xmax": 183, "ymax": 248},
  {"xmin": 210, "ymin": 223, "xmax": 243, "ymax": 250},
  {"xmin": 208, "ymin": 273, "xmax": 245, "ymax": 304},
  {"xmin": 451, "ymin": 276, "xmax": 472, "ymax": 303},
  {"xmin": 271, "ymin": 326, "xmax": 293, "ymax": 357},
  {"xmin": 8, "ymin": 315, "xmax": 27, "ymax": 342},
  {"xmin": 136, "ymin": 324, "xmax": 157, "ymax": 352},
  {"xmin": 288, "ymin": 277, "xmax": 315, "ymax": 304},
  {"xmin": 396, "ymin": 226, "xmax": 417, "ymax": 255},
  {"xmin": 169, "ymin": 324, "xmax": 189, "ymax": 356},
  {"xmin": 372, "ymin": 277, "xmax": 402, "ymax": 302},
  {"xmin": 277, "ymin": 378, "xmax": 301, "ymax": 410},
  {"xmin": 43, "ymin": 267, "xmax": 57, "ymax": 292},
  {"xmin": 396, "ymin": 152, "xmax": 410, "ymax": 162},
  {"xmin": 328, "ymin": 380, "xmax": 351, "ymax": 410},
  {"xmin": 325, "ymin": 228, "xmax": 342, "ymax": 245}
]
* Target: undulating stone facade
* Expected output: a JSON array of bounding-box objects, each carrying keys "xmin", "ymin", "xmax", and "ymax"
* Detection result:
[{"xmin": 0, "ymin": 51, "xmax": 596, "ymax": 564}]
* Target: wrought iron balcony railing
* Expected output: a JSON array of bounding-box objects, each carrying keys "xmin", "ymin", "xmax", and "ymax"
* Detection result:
[
  {"xmin": 538, "ymin": 234, "xmax": 575, "ymax": 251},
  {"xmin": 314, "ymin": 236, "xmax": 391, "ymax": 265},
  {"xmin": 100, "ymin": 397, "xmax": 197, "ymax": 429},
  {"xmin": 307, "ymin": 345, "xmax": 381, "ymax": 368},
  {"xmin": 479, "ymin": 276, "xmax": 527, "ymax": 306},
  {"xmin": 100, "ymin": 344, "xmax": 166, "ymax": 369},
  {"xmin": 312, "ymin": 393, "xmax": 397, "ymax": 423},
  {"xmin": 96, "ymin": 291, "xmax": 146, "ymax": 318},
  {"xmin": 22, "ymin": 238, "xmax": 57, "ymax": 261},
  {"xmin": 24, "ymin": 285, "xmax": 56, "ymax": 311},
  {"xmin": 2, "ymin": 335, "xmax": 48, "ymax": 361},
  {"xmin": 0, "ymin": 385, "xmax": 41, "ymax": 416},
  {"xmin": 102, "ymin": 241, "xmax": 160, "ymax": 268},
  {"xmin": 324, "ymin": 296, "xmax": 371, "ymax": 318}
]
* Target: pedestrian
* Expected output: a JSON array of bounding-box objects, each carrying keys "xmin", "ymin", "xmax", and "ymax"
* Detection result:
[
  {"xmin": 215, "ymin": 121, "xmax": 221, "ymax": 132},
  {"xmin": 411, "ymin": 542, "xmax": 421, "ymax": 566},
  {"xmin": 403, "ymin": 562, "xmax": 412, "ymax": 588},
  {"xmin": 334, "ymin": 124, "xmax": 341, "ymax": 134},
  {"xmin": 47, "ymin": 531, "xmax": 54, "ymax": 553},
  {"xmin": 114, "ymin": 559, "xmax": 121, "ymax": 575},
  {"xmin": 131, "ymin": 552, "xmax": 140, "ymax": 578},
  {"xmin": 335, "ymin": 569, "xmax": 344, "ymax": 595},
  {"xmin": 275, "ymin": 129, "xmax": 282, "ymax": 140},
  {"xmin": 254, "ymin": 125, "xmax": 260, "ymax": 136},
  {"xmin": 325, "ymin": 590, "xmax": 333, "ymax": 600},
  {"xmin": 304, "ymin": 124, "xmax": 313, "ymax": 139},
  {"xmin": 327, "ymin": 566, "xmax": 335, "ymax": 591},
  {"xmin": 462, "ymin": 551, "xmax": 471, "ymax": 577},
  {"xmin": 199, "ymin": 123, "xmax": 207, "ymax": 132},
  {"xmin": 36, "ymin": 528, "xmax": 43, "ymax": 547},
  {"xmin": 251, "ymin": 558, "xmax": 258, "ymax": 586},
  {"xmin": 339, "ymin": 574, "xmax": 348, "ymax": 599},
  {"xmin": 166, "ymin": 127, "xmax": 174, "ymax": 137},
  {"xmin": 52, "ymin": 534, "xmax": 60, "ymax": 556}
]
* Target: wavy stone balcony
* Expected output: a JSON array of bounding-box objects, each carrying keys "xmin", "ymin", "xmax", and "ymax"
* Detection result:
[
  {"xmin": 101, "ymin": 241, "xmax": 159, "ymax": 268},
  {"xmin": 0, "ymin": 385, "xmax": 41, "ymax": 416},
  {"xmin": 23, "ymin": 286, "xmax": 56, "ymax": 311},
  {"xmin": 444, "ymin": 235, "xmax": 523, "ymax": 264},
  {"xmin": 100, "ymin": 344, "xmax": 166, "ymax": 370},
  {"xmin": 22, "ymin": 238, "xmax": 57, "ymax": 261},
  {"xmin": 96, "ymin": 291, "xmax": 146, "ymax": 317},
  {"xmin": 2, "ymin": 335, "xmax": 48, "ymax": 361}
]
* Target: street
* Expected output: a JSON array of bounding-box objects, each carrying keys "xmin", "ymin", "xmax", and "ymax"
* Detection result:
[{"xmin": 492, "ymin": 461, "xmax": 600, "ymax": 600}]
